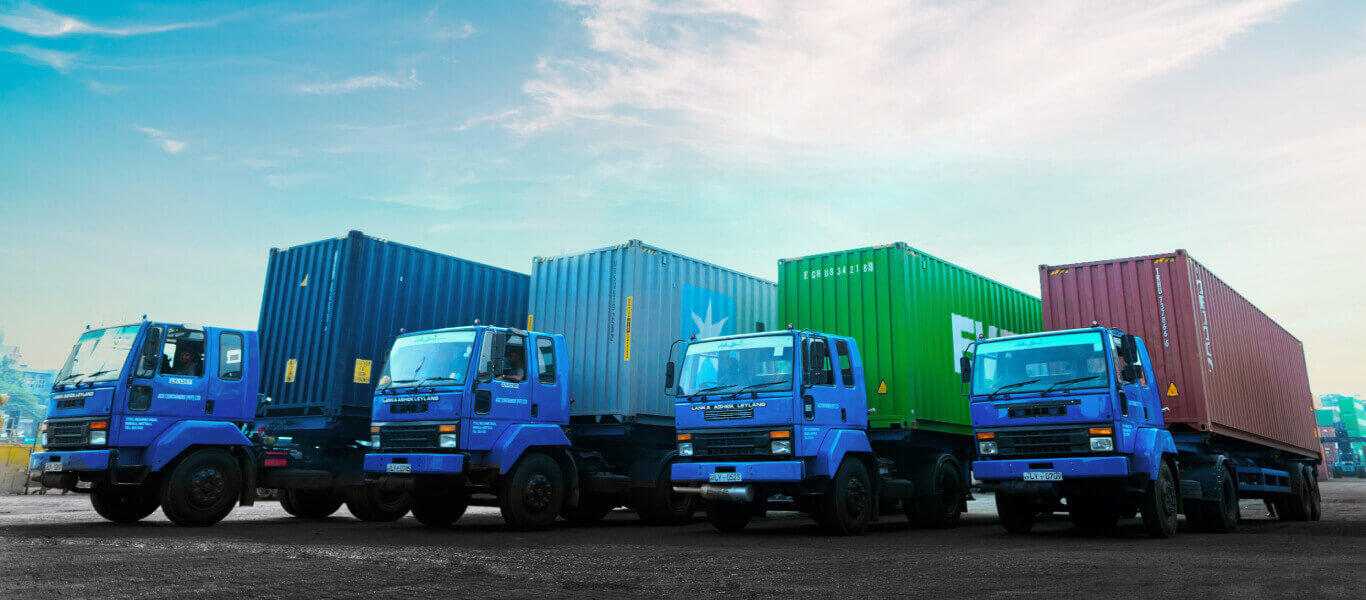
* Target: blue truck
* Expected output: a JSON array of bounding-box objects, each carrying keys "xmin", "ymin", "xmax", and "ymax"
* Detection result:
[{"xmin": 668, "ymin": 329, "xmax": 909, "ymax": 535}]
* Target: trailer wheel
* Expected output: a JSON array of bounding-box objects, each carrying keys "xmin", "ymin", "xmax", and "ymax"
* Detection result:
[
  {"xmin": 411, "ymin": 492, "xmax": 468, "ymax": 528},
  {"xmin": 499, "ymin": 452, "xmax": 564, "ymax": 531},
  {"xmin": 1276, "ymin": 465, "xmax": 1312, "ymax": 521},
  {"xmin": 561, "ymin": 497, "xmax": 616, "ymax": 525},
  {"xmin": 345, "ymin": 486, "xmax": 412, "ymax": 522},
  {"xmin": 90, "ymin": 483, "xmax": 160, "ymax": 523},
  {"xmin": 1306, "ymin": 466, "xmax": 1322, "ymax": 521},
  {"xmin": 1142, "ymin": 461, "xmax": 1179, "ymax": 538},
  {"xmin": 994, "ymin": 490, "xmax": 1037, "ymax": 534},
  {"xmin": 279, "ymin": 489, "xmax": 344, "ymax": 519},
  {"xmin": 703, "ymin": 499, "xmax": 751, "ymax": 532},
  {"xmin": 906, "ymin": 457, "xmax": 963, "ymax": 529},
  {"xmin": 159, "ymin": 449, "xmax": 241, "ymax": 527}
]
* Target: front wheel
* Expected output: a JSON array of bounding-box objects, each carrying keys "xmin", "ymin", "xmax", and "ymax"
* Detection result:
[
  {"xmin": 703, "ymin": 499, "xmax": 751, "ymax": 532},
  {"xmin": 1142, "ymin": 461, "xmax": 1179, "ymax": 539},
  {"xmin": 159, "ymin": 449, "xmax": 241, "ymax": 527},
  {"xmin": 819, "ymin": 458, "xmax": 872, "ymax": 536},
  {"xmin": 995, "ymin": 491, "xmax": 1037, "ymax": 534},
  {"xmin": 90, "ymin": 483, "xmax": 160, "ymax": 523},
  {"xmin": 411, "ymin": 492, "xmax": 469, "ymax": 528},
  {"xmin": 498, "ymin": 452, "xmax": 565, "ymax": 531},
  {"xmin": 345, "ymin": 486, "xmax": 412, "ymax": 522}
]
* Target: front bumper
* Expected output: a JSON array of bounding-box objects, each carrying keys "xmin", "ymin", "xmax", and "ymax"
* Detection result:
[
  {"xmin": 973, "ymin": 456, "xmax": 1131, "ymax": 480},
  {"xmin": 672, "ymin": 460, "xmax": 805, "ymax": 483},
  {"xmin": 30, "ymin": 450, "xmax": 113, "ymax": 473},
  {"xmin": 364, "ymin": 453, "xmax": 465, "ymax": 475}
]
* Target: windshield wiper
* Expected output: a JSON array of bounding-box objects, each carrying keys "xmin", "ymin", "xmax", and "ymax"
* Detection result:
[
  {"xmin": 76, "ymin": 370, "xmax": 117, "ymax": 383},
  {"xmin": 684, "ymin": 384, "xmax": 737, "ymax": 402},
  {"xmin": 726, "ymin": 380, "xmax": 791, "ymax": 398},
  {"xmin": 1042, "ymin": 375, "xmax": 1101, "ymax": 395},
  {"xmin": 987, "ymin": 379, "xmax": 1041, "ymax": 400}
]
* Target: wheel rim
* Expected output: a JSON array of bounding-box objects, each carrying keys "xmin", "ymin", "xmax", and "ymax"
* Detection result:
[
  {"xmin": 524, "ymin": 473, "xmax": 553, "ymax": 512},
  {"xmin": 189, "ymin": 466, "xmax": 226, "ymax": 509},
  {"xmin": 844, "ymin": 476, "xmax": 869, "ymax": 519}
]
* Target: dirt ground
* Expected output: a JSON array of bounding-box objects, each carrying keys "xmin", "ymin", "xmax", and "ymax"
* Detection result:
[{"xmin": 2, "ymin": 479, "xmax": 1363, "ymax": 599}]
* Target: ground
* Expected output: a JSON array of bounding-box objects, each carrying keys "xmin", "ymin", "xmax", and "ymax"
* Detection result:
[{"xmin": 2, "ymin": 480, "xmax": 1363, "ymax": 599}]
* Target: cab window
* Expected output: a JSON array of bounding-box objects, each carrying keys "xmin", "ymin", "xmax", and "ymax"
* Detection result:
[
  {"xmin": 496, "ymin": 334, "xmax": 529, "ymax": 384},
  {"xmin": 835, "ymin": 340, "xmax": 855, "ymax": 387},
  {"xmin": 536, "ymin": 337, "xmax": 556, "ymax": 384},
  {"xmin": 160, "ymin": 327, "xmax": 206, "ymax": 378},
  {"xmin": 219, "ymin": 332, "xmax": 244, "ymax": 381}
]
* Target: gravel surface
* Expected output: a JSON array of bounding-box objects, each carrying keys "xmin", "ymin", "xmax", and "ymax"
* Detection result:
[{"xmin": 2, "ymin": 479, "xmax": 1363, "ymax": 599}]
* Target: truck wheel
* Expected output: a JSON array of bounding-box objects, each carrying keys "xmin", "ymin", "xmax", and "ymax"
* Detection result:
[
  {"xmin": 159, "ymin": 449, "xmax": 241, "ymax": 527},
  {"xmin": 561, "ymin": 497, "xmax": 616, "ymax": 525},
  {"xmin": 1201, "ymin": 468, "xmax": 1240, "ymax": 533},
  {"xmin": 90, "ymin": 483, "xmax": 160, "ymax": 523},
  {"xmin": 994, "ymin": 491, "xmax": 1037, "ymax": 534},
  {"xmin": 819, "ymin": 458, "xmax": 872, "ymax": 536},
  {"xmin": 1277, "ymin": 465, "xmax": 1312, "ymax": 521},
  {"xmin": 703, "ymin": 499, "xmax": 751, "ymax": 532},
  {"xmin": 411, "ymin": 492, "xmax": 468, "ymax": 528},
  {"xmin": 1306, "ymin": 466, "xmax": 1322, "ymax": 521},
  {"xmin": 498, "ymin": 452, "xmax": 564, "ymax": 531},
  {"xmin": 279, "ymin": 489, "xmax": 344, "ymax": 519},
  {"xmin": 1142, "ymin": 461, "xmax": 1179, "ymax": 538},
  {"xmin": 906, "ymin": 458, "xmax": 963, "ymax": 529},
  {"xmin": 345, "ymin": 487, "xmax": 412, "ymax": 522},
  {"xmin": 634, "ymin": 467, "xmax": 699, "ymax": 525}
]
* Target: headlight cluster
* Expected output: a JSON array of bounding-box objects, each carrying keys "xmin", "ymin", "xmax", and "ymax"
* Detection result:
[
  {"xmin": 1088, "ymin": 427, "xmax": 1114, "ymax": 452},
  {"xmin": 88, "ymin": 421, "xmax": 108, "ymax": 446},
  {"xmin": 438, "ymin": 423, "xmax": 458, "ymax": 449},
  {"xmin": 677, "ymin": 433, "xmax": 694, "ymax": 457},
  {"xmin": 976, "ymin": 431, "xmax": 997, "ymax": 455},
  {"xmin": 771, "ymin": 440, "xmax": 792, "ymax": 455},
  {"xmin": 38, "ymin": 422, "xmax": 47, "ymax": 447},
  {"xmin": 370, "ymin": 434, "xmax": 381, "ymax": 449}
]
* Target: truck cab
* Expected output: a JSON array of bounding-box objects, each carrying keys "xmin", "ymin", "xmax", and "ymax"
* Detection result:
[
  {"xmin": 363, "ymin": 326, "xmax": 575, "ymax": 530},
  {"xmin": 966, "ymin": 327, "xmax": 1179, "ymax": 536},
  {"xmin": 31, "ymin": 321, "xmax": 260, "ymax": 526},
  {"xmin": 668, "ymin": 330, "xmax": 879, "ymax": 534}
]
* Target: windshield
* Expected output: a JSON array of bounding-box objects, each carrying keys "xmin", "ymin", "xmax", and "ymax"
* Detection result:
[
  {"xmin": 54, "ymin": 325, "xmax": 140, "ymax": 386},
  {"xmin": 677, "ymin": 334, "xmax": 794, "ymax": 397},
  {"xmin": 378, "ymin": 330, "xmax": 477, "ymax": 390},
  {"xmin": 970, "ymin": 331, "xmax": 1112, "ymax": 397}
]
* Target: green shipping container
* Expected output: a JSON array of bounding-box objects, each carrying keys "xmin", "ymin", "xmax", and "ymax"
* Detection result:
[
  {"xmin": 1315, "ymin": 408, "xmax": 1338, "ymax": 428},
  {"xmin": 1339, "ymin": 399, "xmax": 1366, "ymax": 438},
  {"xmin": 778, "ymin": 243, "xmax": 1042, "ymax": 436}
]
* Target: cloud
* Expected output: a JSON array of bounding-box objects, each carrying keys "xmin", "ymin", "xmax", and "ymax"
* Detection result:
[
  {"xmin": 433, "ymin": 21, "xmax": 476, "ymax": 41},
  {"xmin": 135, "ymin": 126, "xmax": 186, "ymax": 154},
  {"xmin": 85, "ymin": 80, "xmax": 121, "ymax": 95},
  {"xmin": 240, "ymin": 157, "xmax": 280, "ymax": 169},
  {"xmin": 295, "ymin": 69, "xmax": 422, "ymax": 94},
  {"xmin": 0, "ymin": 2, "xmax": 221, "ymax": 37},
  {"xmin": 366, "ymin": 190, "xmax": 470, "ymax": 211},
  {"xmin": 523, "ymin": 0, "xmax": 1299, "ymax": 149},
  {"xmin": 3, "ymin": 43, "xmax": 76, "ymax": 71}
]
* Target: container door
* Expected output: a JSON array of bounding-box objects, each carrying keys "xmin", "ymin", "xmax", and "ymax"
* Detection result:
[{"xmin": 117, "ymin": 325, "xmax": 211, "ymax": 447}]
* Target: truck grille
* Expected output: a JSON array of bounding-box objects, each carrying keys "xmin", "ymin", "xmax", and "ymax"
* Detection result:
[
  {"xmin": 45, "ymin": 422, "xmax": 91, "ymax": 449},
  {"xmin": 56, "ymin": 397, "xmax": 86, "ymax": 410},
  {"xmin": 1008, "ymin": 406, "xmax": 1065, "ymax": 418},
  {"xmin": 379, "ymin": 424, "xmax": 441, "ymax": 451},
  {"xmin": 704, "ymin": 407, "xmax": 754, "ymax": 421},
  {"xmin": 390, "ymin": 403, "xmax": 428, "ymax": 414},
  {"xmin": 688, "ymin": 429, "xmax": 782, "ymax": 460},
  {"xmin": 992, "ymin": 427, "xmax": 1091, "ymax": 457}
]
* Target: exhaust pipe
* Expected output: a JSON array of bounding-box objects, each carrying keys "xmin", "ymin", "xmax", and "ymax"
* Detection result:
[{"xmin": 699, "ymin": 484, "xmax": 755, "ymax": 503}]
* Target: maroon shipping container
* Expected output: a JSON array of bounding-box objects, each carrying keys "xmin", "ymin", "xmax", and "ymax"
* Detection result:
[{"xmin": 1039, "ymin": 250, "xmax": 1318, "ymax": 459}]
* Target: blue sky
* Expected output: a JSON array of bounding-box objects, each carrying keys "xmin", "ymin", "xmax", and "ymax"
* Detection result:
[{"xmin": 1, "ymin": 0, "xmax": 1363, "ymax": 396}]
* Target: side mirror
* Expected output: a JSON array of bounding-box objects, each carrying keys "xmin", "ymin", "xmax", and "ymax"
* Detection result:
[
  {"xmin": 1121, "ymin": 364, "xmax": 1142, "ymax": 384},
  {"xmin": 664, "ymin": 361, "xmax": 676, "ymax": 391},
  {"xmin": 959, "ymin": 356, "xmax": 973, "ymax": 383},
  {"xmin": 1120, "ymin": 334, "xmax": 1139, "ymax": 364}
]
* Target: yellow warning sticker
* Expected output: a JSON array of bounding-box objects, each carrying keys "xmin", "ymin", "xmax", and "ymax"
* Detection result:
[
  {"xmin": 623, "ymin": 296, "xmax": 633, "ymax": 361},
  {"xmin": 876, "ymin": 381, "xmax": 887, "ymax": 394},
  {"xmin": 1166, "ymin": 383, "xmax": 1179, "ymax": 397},
  {"xmin": 353, "ymin": 359, "xmax": 372, "ymax": 384},
  {"xmin": 527, "ymin": 315, "xmax": 534, "ymax": 331},
  {"xmin": 284, "ymin": 359, "xmax": 298, "ymax": 383},
  {"xmin": 299, "ymin": 274, "xmax": 308, "ymax": 287}
]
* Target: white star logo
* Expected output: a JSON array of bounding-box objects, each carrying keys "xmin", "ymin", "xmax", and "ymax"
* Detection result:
[{"xmin": 691, "ymin": 300, "xmax": 729, "ymax": 339}]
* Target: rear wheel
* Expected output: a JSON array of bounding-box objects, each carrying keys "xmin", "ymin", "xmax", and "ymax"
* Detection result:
[
  {"xmin": 279, "ymin": 489, "xmax": 344, "ymax": 519},
  {"xmin": 159, "ymin": 449, "xmax": 241, "ymax": 527},
  {"xmin": 1306, "ymin": 466, "xmax": 1322, "ymax": 521},
  {"xmin": 345, "ymin": 486, "xmax": 412, "ymax": 522},
  {"xmin": 90, "ymin": 483, "xmax": 160, "ymax": 523},
  {"xmin": 1276, "ymin": 465, "xmax": 1312, "ymax": 522},
  {"xmin": 498, "ymin": 452, "xmax": 565, "ymax": 531},
  {"xmin": 411, "ymin": 492, "xmax": 468, "ymax": 528},
  {"xmin": 703, "ymin": 499, "xmax": 751, "ymax": 532},
  {"xmin": 906, "ymin": 457, "xmax": 963, "ymax": 529},
  {"xmin": 995, "ymin": 491, "xmax": 1037, "ymax": 534},
  {"xmin": 1142, "ymin": 461, "xmax": 1179, "ymax": 538},
  {"xmin": 633, "ymin": 464, "xmax": 699, "ymax": 525},
  {"xmin": 819, "ymin": 458, "xmax": 872, "ymax": 536}
]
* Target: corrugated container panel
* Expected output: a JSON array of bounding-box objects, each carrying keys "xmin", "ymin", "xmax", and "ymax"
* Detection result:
[
  {"xmin": 1337, "ymin": 399, "xmax": 1366, "ymax": 437},
  {"xmin": 779, "ymin": 243, "xmax": 1043, "ymax": 435},
  {"xmin": 257, "ymin": 231, "xmax": 529, "ymax": 433},
  {"xmin": 529, "ymin": 240, "xmax": 776, "ymax": 422},
  {"xmin": 1040, "ymin": 250, "xmax": 1318, "ymax": 458}
]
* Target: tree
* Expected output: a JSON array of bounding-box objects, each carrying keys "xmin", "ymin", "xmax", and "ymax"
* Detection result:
[{"xmin": 0, "ymin": 356, "xmax": 47, "ymax": 427}]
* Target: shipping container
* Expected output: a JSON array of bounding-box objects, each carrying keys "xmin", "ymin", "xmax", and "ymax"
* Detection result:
[
  {"xmin": 258, "ymin": 231, "xmax": 529, "ymax": 438},
  {"xmin": 778, "ymin": 243, "xmax": 1043, "ymax": 435},
  {"xmin": 1335, "ymin": 398, "xmax": 1366, "ymax": 437},
  {"xmin": 1040, "ymin": 250, "xmax": 1318, "ymax": 458},
  {"xmin": 529, "ymin": 240, "xmax": 776, "ymax": 424}
]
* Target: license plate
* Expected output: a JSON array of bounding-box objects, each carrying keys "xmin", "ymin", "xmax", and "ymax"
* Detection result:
[
  {"xmin": 44, "ymin": 462, "xmax": 62, "ymax": 472},
  {"xmin": 1023, "ymin": 471, "xmax": 1062, "ymax": 481},
  {"xmin": 708, "ymin": 472, "xmax": 742, "ymax": 483},
  {"xmin": 385, "ymin": 463, "xmax": 412, "ymax": 474}
]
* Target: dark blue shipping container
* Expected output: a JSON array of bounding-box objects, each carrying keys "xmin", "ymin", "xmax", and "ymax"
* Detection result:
[{"xmin": 256, "ymin": 231, "xmax": 529, "ymax": 439}]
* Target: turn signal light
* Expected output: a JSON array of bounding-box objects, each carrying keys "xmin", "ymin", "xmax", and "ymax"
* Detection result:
[
  {"xmin": 89, "ymin": 421, "xmax": 109, "ymax": 430},
  {"xmin": 370, "ymin": 426, "xmax": 381, "ymax": 434},
  {"xmin": 677, "ymin": 433, "xmax": 692, "ymax": 441},
  {"xmin": 1088, "ymin": 427, "xmax": 1113, "ymax": 436},
  {"xmin": 769, "ymin": 430, "xmax": 791, "ymax": 439},
  {"xmin": 976, "ymin": 432, "xmax": 995, "ymax": 440},
  {"xmin": 438, "ymin": 424, "xmax": 458, "ymax": 433}
]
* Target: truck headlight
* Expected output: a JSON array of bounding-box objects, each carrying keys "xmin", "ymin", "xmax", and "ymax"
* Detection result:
[
  {"xmin": 771, "ymin": 440, "xmax": 792, "ymax": 455},
  {"xmin": 370, "ymin": 434, "xmax": 381, "ymax": 449},
  {"xmin": 38, "ymin": 433, "xmax": 47, "ymax": 447},
  {"xmin": 678, "ymin": 442, "xmax": 693, "ymax": 457},
  {"xmin": 89, "ymin": 430, "xmax": 107, "ymax": 446},
  {"xmin": 439, "ymin": 433, "xmax": 459, "ymax": 449},
  {"xmin": 1090, "ymin": 437, "xmax": 1114, "ymax": 452},
  {"xmin": 978, "ymin": 441, "xmax": 997, "ymax": 455}
]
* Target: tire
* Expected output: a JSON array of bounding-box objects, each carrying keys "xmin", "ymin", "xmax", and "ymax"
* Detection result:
[
  {"xmin": 633, "ymin": 466, "xmax": 699, "ymax": 526},
  {"xmin": 411, "ymin": 492, "xmax": 468, "ymax": 528},
  {"xmin": 345, "ymin": 486, "xmax": 412, "ymax": 522},
  {"xmin": 159, "ymin": 449, "xmax": 241, "ymax": 527},
  {"xmin": 561, "ymin": 497, "xmax": 616, "ymax": 525},
  {"xmin": 1277, "ymin": 465, "xmax": 1312, "ymax": 522},
  {"xmin": 995, "ymin": 491, "xmax": 1037, "ymax": 534},
  {"xmin": 90, "ymin": 484, "xmax": 160, "ymax": 523},
  {"xmin": 1142, "ymin": 461, "xmax": 1179, "ymax": 539},
  {"xmin": 1203, "ymin": 468, "xmax": 1240, "ymax": 533},
  {"xmin": 1306, "ymin": 466, "xmax": 1322, "ymax": 522},
  {"xmin": 703, "ymin": 499, "xmax": 751, "ymax": 532},
  {"xmin": 819, "ymin": 458, "xmax": 873, "ymax": 536},
  {"xmin": 906, "ymin": 457, "xmax": 963, "ymax": 529},
  {"xmin": 279, "ymin": 489, "xmax": 344, "ymax": 519},
  {"xmin": 498, "ymin": 452, "xmax": 565, "ymax": 531}
]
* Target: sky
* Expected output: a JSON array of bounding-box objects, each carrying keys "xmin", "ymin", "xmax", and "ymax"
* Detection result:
[{"xmin": 0, "ymin": 0, "xmax": 1362, "ymax": 397}]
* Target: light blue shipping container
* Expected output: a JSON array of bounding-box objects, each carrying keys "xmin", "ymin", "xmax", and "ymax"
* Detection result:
[{"xmin": 529, "ymin": 240, "xmax": 776, "ymax": 425}]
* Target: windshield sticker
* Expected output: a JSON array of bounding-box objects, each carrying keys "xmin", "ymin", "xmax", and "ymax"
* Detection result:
[{"xmin": 225, "ymin": 349, "xmax": 242, "ymax": 364}]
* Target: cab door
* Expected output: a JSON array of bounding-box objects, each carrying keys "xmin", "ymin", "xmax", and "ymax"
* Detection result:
[
  {"xmin": 797, "ymin": 334, "xmax": 841, "ymax": 454},
  {"xmin": 464, "ymin": 330, "xmax": 534, "ymax": 452},
  {"xmin": 116, "ymin": 325, "xmax": 211, "ymax": 447}
]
